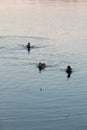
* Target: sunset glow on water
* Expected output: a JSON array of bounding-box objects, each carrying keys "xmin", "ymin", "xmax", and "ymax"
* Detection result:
[{"xmin": 0, "ymin": 1, "xmax": 87, "ymax": 130}]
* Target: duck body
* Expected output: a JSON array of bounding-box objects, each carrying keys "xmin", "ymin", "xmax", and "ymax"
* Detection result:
[
  {"xmin": 38, "ymin": 62, "xmax": 46, "ymax": 71},
  {"xmin": 26, "ymin": 42, "xmax": 30, "ymax": 50},
  {"xmin": 66, "ymin": 65, "xmax": 72, "ymax": 78},
  {"xmin": 66, "ymin": 66, "xmax": 72, "ymax": 73}
]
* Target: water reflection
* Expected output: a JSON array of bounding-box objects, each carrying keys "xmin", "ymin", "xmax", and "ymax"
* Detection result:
[
  {"xmin": 0, "ymin": 0, "xmax": 87, "ymax": 14},
  {"xmin": 39, "ymin": 0, "xmax": 78, "ymax": 4},
  {"xmin": 39, "ymin": 0, "xmax": 87, "ymax": 7}
]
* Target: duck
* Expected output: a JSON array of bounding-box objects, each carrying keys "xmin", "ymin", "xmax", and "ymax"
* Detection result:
[
  {"xmin": 26, "ymin": 42, "xmax": 30, "ymax": 50},
  {"xmin": 38, "ymin": 62, "xmax": 46, "ymax": 71},
  {"xmin": 66, "ymin": 65, "xmax": 72, "ymax": 78}
]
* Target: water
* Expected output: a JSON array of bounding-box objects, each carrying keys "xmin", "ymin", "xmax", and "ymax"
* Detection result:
[{"xmin": 0, "ymin": 1, "xmax": 87, "ymax": 130}]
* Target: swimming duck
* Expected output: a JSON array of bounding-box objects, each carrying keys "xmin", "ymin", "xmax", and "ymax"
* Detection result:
[
  {"xmin": 38, "ymin": 62, "xmax": 46, "ymax": 71},
  {"xmin": 66, "ymin": 65, "xmax": 72, "ymax": 78},
  {"xmin": 26, "ymin": 42, "xmax": 30, "ymax": 50}
]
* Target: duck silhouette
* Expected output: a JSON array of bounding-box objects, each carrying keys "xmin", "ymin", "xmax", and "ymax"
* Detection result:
[
  {"xmin": 26, "ymin": 42, "xmax": 30, "ymax": 50},
  {"xmin": 38, "ymin": 62, "xmax": 46, "ymax": 71},
  {"xmin": 26, "ymin": 42, "xmax": 30, "ymax": 53},
  {"xmin": 66, "ymin": 65, "xmax": 72, "ymax": 78}
]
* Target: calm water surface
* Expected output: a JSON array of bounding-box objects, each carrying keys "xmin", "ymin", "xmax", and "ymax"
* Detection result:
[{"xmin": 0, "ymin": 1, "xmax": 87, "ymax": 130}]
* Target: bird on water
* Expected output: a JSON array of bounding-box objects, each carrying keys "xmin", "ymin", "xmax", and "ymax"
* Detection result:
[
  {"xmin": 38, "ymin": 62, "xmax": 46, "ymax": 71},
  {"xmin": 66, "ymin": 65, "xmax": 72, "ymax": 78}
]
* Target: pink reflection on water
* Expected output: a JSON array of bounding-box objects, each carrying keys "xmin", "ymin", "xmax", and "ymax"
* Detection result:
[{"xmin": 0, "ymin": 0, "xmax": 87, "ymax": 14}]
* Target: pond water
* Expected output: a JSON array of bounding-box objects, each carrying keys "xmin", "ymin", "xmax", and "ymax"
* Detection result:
[{"xmin": 0, "ymin": 0, "xmax": 87, "ymax": 130}]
